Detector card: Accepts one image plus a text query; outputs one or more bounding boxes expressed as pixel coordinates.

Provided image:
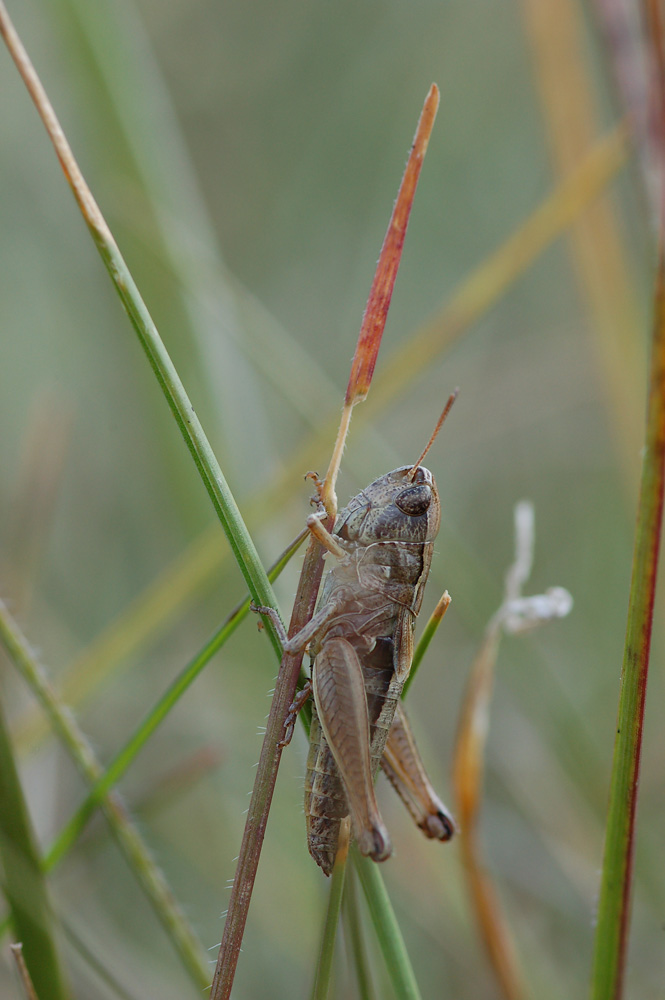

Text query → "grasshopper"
[257,398,456,875]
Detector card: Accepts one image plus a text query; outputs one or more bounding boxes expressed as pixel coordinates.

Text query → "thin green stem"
[0,532,305,970]
[342,866,377,1000]
[42,531,306,874]
[403,590,451,698]
[352,847,423,1000]
[0,695,69,1000]
[0,1,283,663]
[589,4,665,995]
[0,599,211,990]
[311,830,349,1000]
[589,213,665,1000]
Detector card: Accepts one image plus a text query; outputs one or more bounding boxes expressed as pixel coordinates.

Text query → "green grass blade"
[311,832,349,1000]
[0,532,304,974]
[59,0,334,455]
[42,530,306,872]
[0,697,69,1000]
[352,847,423,1000]
[0,599,209,990]
[0,3,283,662]
[15,526,225,756]
[589,246,665,995]
[342,866,377,1000]
[403,589,451,698]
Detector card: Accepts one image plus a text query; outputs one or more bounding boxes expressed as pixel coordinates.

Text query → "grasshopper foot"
[422,809,456,841]
[250,603,288,645]
[356,822,392,864]
[304,470,323,495]
[278,680,312,748]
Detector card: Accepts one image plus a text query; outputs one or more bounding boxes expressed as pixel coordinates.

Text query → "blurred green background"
[0,0,662,997]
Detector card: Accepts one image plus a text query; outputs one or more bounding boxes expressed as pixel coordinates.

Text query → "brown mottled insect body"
[304,714,349,875]
[303,465,441,874]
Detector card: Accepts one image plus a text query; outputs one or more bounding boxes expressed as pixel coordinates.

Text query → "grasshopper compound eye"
[395,483,432,516]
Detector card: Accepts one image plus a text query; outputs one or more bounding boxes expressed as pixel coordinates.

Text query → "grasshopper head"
[334,465,441,546]
[332,393,455,548]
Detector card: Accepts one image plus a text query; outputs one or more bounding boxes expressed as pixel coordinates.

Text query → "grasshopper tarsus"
[305,472,326,512]
[250,603,288,646]
[357,822,392,864]
[304,470,324,493]
[278,680,313,748]
[422,811,456,841]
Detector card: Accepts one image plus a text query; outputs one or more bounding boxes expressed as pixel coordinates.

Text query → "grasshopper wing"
[313,636,391,864]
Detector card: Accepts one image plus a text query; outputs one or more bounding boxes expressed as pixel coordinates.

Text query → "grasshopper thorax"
[333,465,441,547]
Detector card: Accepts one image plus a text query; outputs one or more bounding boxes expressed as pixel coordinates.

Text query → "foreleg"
[252,586,352,656]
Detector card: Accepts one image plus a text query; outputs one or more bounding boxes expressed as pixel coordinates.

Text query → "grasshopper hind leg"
[381,701,456,841]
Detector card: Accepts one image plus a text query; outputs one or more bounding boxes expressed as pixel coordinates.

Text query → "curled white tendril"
[489,500,573,637]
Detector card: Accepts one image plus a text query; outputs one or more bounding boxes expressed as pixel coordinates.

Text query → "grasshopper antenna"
[408,388,459,480]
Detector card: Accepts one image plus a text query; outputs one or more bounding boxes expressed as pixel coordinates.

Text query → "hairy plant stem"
[210,532,328,1000]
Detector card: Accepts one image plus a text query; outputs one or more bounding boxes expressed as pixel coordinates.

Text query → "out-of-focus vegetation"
[0,0,662,998]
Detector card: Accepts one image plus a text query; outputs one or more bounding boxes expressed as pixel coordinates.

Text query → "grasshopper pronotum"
[257,395,456,875]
